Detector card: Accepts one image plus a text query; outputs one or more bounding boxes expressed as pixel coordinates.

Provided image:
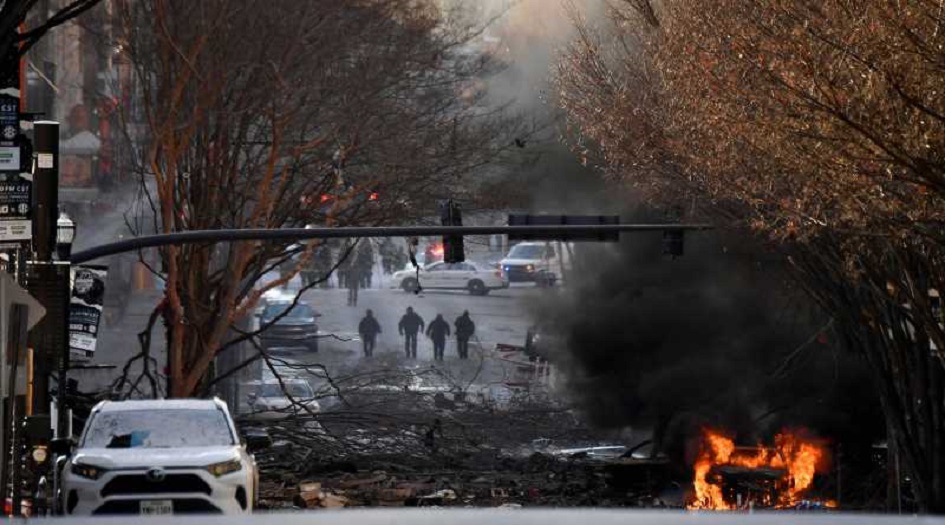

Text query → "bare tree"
[1,0,103,57]
[113,0,522,398]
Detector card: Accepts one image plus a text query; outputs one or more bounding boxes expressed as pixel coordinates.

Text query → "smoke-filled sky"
[456,0,612,212]
[474,0,605,109]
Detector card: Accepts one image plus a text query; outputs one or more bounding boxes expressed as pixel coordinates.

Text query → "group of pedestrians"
[357,307,476,360]
[297,239,410,306]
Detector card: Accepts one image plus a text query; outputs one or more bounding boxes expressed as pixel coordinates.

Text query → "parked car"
[391,261,508,295]
[257,270,303,302]
[257,300,320,352]
[58,398,266,516]
[245,378,321,420]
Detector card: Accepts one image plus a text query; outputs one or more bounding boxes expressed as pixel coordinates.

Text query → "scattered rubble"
[248,362,678,510]
[256,451,675,510]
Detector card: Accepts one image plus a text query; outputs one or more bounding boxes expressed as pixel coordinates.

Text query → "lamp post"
[54,212,75,438]
[56,213,76,261]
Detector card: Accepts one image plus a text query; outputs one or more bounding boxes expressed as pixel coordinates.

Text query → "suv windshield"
[261,382,313,398]
[83,409,235,448]
[508,244,546,259]
[262,303,315,320]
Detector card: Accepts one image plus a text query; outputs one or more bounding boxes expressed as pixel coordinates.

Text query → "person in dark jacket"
[346,265,361,306]
[358,309,382,357]
[379,238,395,274]
[356,242,374,288]
[398,307,425,359]
[426,314,451,361]
[454,310,475,359]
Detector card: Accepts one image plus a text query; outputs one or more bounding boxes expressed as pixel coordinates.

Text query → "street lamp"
[56,212,76,261]
[54,212,76,441]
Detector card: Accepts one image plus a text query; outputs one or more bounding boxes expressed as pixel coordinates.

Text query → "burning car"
[688,429,835,511]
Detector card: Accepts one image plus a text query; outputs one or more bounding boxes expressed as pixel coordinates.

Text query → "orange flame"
[688,429,830,510]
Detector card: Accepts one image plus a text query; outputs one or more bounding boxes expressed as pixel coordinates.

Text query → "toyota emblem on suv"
[145,468,166,483]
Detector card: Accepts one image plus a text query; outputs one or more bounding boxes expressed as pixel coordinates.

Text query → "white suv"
[59,398,263,516]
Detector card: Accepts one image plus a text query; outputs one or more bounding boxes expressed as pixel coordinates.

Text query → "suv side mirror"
[50,437,75,456]
[244,432,272,453]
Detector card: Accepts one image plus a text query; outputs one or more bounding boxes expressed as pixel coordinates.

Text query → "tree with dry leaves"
[113,0,522,398]
[556,0,945,512]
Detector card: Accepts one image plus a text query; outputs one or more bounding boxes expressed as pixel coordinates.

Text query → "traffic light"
[507,214,620,242]
[662,229,684,258]
[439,199,464,263]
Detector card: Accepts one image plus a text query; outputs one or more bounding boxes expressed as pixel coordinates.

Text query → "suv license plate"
[140,500,173,515]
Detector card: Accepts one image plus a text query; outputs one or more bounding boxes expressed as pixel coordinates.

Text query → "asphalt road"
[299,280,541,362]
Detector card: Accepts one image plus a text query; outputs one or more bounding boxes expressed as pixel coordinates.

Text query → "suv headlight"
[206,459,243,477]
[71,463,106,480]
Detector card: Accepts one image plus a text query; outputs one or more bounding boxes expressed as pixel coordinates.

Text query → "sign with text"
[69,265,108,361]
[0,94,18,147]
[0,172,31,241]
[0,146,19,171]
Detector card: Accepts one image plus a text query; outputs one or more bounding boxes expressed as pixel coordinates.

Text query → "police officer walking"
[358,309,382,357]
[454,310,475,359]
[426,313,451,361]
[356,242,374,288]
[346,264,361,306]
[398,307,425,359]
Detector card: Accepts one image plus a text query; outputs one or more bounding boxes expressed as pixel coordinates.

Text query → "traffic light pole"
[69,223,715,265]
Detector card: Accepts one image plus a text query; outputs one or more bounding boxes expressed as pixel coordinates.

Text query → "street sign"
[0,94,18,147]
[0,172,31,242]
[69,265,108,361]
[507,214,621,242]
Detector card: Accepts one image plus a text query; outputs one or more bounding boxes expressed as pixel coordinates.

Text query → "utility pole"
[0,27,25,517]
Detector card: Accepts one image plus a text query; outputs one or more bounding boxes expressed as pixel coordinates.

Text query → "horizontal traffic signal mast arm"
[69,224,714,264]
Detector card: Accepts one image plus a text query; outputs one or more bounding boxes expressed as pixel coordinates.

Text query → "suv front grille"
[504,265,534,281]
[101,473,212,498]
[93,498,222,515]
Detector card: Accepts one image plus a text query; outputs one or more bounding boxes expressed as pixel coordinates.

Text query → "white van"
[498,242,572,285]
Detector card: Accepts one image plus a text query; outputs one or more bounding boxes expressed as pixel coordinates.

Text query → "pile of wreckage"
[257,447,678,510]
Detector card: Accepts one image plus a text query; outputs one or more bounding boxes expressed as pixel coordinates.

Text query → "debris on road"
[257,451,674,510]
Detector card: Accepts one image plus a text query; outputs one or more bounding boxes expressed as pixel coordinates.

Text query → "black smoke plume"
[534,218,884,458]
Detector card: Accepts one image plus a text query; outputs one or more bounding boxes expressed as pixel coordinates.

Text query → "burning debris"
[688,429,835,510]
